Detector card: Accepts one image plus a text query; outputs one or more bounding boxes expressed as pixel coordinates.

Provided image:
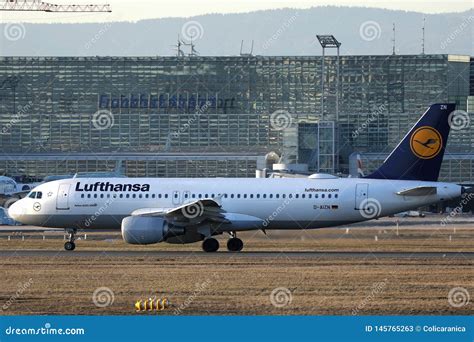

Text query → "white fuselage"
[8,177,461,232]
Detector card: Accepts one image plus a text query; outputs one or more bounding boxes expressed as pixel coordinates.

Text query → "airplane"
[8,103,469,252]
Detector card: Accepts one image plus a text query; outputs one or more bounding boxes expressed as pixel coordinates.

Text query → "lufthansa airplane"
[8,103,468,252]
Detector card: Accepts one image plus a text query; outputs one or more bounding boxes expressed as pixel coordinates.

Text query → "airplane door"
[56,184,70,210]
[354,183,369,209]
[172,190,181,205]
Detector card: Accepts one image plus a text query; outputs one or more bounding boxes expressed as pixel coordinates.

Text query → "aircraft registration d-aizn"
[8,103,469,252]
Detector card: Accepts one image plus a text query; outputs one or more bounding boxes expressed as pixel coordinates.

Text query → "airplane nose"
[8,199,26,221]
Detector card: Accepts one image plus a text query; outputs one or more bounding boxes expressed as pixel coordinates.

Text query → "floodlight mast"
[316,35,341,121]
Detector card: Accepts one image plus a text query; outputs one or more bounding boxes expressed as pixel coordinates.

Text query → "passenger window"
[295,194,299,199]
[158,194,162,198]
[139,194,142,199]
[132,194,136,198]
[256,194,260,199]
[88,194,91,198]
[152,194,155,199]
[231,194,234,198]
[250,194,254,199]
[93,194,97,198]
[145,194,149,198]
[269,194,273,199]
[282,194,286,198]
[165,194,168,199]
[302,194,305,199]
[126,194,130,198]
[263,194,266,199]
[335,194,338,198]
[237,194,240,198]
[322,194,325,198]
[224,194,228,198]
[289,194,293,198]
[315,194,319,199]
[328,194,332,199]
[308,194,312,199]
[81,194,84,198]
[119,194,123,198]
[276,194,279,199]
[243,194,247,199]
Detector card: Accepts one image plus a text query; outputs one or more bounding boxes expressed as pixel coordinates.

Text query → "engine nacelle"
[121,216,184,245]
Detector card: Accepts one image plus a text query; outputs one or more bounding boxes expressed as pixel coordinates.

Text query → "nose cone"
[8,199,26,222]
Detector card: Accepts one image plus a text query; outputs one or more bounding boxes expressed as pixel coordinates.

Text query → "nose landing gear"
[64,229,76,251]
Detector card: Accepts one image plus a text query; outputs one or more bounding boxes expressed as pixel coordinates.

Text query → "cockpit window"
[28,191,42,199]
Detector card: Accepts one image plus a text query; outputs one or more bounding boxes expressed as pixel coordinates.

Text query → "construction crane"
[1,0,111,12]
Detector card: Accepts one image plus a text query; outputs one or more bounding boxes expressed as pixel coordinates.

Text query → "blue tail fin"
[365,103,455,182]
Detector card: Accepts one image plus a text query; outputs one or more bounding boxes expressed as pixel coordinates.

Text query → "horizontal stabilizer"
[396,186,437,196]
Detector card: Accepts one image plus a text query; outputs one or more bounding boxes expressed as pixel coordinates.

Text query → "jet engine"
[121,216,184,244]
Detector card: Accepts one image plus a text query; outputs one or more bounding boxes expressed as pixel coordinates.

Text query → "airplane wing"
[396,186,437,196]
[130,198,229,226]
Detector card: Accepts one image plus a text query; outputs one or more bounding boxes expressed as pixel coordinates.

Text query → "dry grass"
[0,255,472,316]
[0,217,472,315]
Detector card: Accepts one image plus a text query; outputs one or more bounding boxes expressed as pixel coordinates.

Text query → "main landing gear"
[227,237,243,252]
[64,229,76,251]
[201,233,244,252]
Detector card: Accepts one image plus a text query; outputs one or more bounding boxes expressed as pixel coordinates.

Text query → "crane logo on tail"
[410,126,442,159]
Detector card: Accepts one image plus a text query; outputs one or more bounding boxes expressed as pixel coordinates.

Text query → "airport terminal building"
[0,54,472,182]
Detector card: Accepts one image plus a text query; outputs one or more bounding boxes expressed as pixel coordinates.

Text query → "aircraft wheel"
[202,238,219,252]
[64,241,76,251]
[227,237,243,252]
